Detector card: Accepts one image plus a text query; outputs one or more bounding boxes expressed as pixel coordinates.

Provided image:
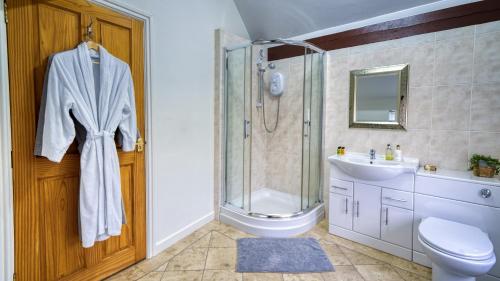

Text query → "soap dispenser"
[394,145,403,161]
[385,144,394,160]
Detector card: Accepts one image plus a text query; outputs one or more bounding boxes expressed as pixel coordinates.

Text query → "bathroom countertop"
[417,167,500,187]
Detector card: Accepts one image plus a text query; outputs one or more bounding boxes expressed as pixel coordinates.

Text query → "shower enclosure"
[220,39,325,236]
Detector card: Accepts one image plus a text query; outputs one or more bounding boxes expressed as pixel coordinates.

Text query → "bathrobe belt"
[87,130,115,140]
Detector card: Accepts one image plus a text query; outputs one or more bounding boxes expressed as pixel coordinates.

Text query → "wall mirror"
[349,64,409,130]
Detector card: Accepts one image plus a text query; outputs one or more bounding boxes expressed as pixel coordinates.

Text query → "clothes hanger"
[85,19,100,64]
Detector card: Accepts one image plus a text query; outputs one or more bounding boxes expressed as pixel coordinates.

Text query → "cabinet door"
[329,193,353,230]
[353,183,381,238]
[381,205,413,248]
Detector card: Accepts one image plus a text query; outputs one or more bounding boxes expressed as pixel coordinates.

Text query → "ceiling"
[233,0,445,40]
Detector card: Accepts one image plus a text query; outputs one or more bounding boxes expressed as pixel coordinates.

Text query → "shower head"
[268,63,276,70]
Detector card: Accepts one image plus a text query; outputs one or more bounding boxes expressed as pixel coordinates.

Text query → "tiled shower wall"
[252,55,305,197]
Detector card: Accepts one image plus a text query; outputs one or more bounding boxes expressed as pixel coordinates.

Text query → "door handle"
[345,198,348,214]
[385,207,389,225]
[136,137,145,152]
[243,120,250,139]
[304,109,311,137]
[356,201,360,218]
[333,186,348,191]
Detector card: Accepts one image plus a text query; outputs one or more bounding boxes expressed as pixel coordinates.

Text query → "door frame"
[0,2,14,281]
[0,1,155,280]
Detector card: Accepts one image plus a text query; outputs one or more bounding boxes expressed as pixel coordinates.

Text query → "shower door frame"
[222,43,326,219]
[222,43,253,213]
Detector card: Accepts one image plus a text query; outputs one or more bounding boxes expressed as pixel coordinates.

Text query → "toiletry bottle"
[341,147,345,155]
[337,146,341,155]
[394,145,402,161]
[385,144,394,160]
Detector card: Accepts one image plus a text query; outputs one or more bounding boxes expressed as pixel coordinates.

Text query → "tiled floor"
[106,220,431,281]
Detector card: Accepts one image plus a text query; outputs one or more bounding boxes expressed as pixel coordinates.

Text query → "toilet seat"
[419,217,494,261]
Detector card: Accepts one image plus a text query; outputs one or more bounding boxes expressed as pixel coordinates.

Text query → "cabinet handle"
[385,207,389,225]
[333,186,348,191]
[356,201,360,218]
[345,198,348,214]
[383,196,407,203]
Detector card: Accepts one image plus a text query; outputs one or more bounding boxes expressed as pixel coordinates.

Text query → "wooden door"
[353,183,381,238]
[6,0,146,280]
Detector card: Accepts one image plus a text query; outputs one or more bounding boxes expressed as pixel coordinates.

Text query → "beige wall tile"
[471,83,500,132]
[436,26,474,41]
[474,32,500,84]
[431,85,471,130]
[476,21,500,35]
[469,132,500,159]
[429,130,469,170]
[392,33,436,49]
[407,87,432,130]
[403,43,434,88]
[434,36,474,86]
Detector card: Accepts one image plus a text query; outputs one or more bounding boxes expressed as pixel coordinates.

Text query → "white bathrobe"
[35,42,138,248]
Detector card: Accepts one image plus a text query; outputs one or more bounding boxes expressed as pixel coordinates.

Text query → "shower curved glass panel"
[222,40,325,236]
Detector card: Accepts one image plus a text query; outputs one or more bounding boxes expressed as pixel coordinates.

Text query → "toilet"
[418,217,496,281]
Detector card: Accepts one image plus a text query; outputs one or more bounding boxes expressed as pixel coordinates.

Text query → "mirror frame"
[349,64,409,130]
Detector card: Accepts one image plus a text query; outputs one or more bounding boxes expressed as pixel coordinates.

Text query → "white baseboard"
[413,250,432,267]
[153,212,214,256]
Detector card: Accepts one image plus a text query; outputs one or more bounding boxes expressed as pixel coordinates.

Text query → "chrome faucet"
[369,149,376,160]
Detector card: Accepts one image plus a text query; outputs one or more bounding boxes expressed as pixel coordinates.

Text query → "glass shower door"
[301,51,324,210]
[224,46,251,211]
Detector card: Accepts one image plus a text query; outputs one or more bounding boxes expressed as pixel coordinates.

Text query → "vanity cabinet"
[330,178,414,257]
[329,163,416,260]
[353,183,381,238]
[328,153,499,280]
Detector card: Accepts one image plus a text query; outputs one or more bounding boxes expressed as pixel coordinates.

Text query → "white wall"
[105,0,249,255]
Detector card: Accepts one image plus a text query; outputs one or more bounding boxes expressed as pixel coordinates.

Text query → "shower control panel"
[270,72,284,96]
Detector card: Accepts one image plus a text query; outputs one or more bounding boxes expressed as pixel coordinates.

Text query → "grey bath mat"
[236,237,334,273]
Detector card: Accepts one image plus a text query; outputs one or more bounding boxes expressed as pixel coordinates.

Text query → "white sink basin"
[328,152,419,181]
